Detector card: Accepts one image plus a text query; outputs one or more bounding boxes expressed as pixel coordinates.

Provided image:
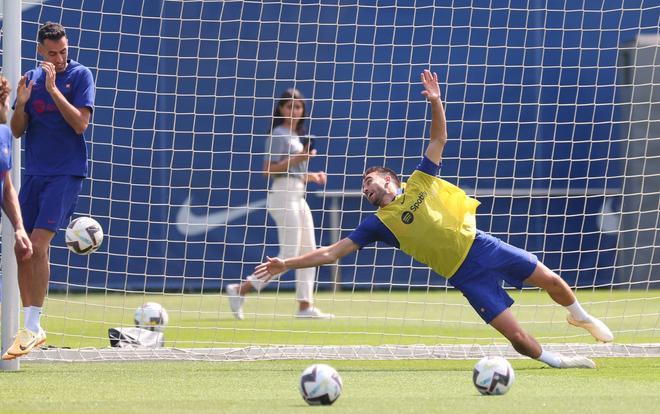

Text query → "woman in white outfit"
[225,89,333,320]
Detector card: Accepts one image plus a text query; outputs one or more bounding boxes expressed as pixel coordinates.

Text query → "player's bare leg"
[489,309,542,358]
[524,262,575,306]
[17,238,34,308]
[26,229,54,307]
[3,230,53,360]
[525,262,613,342]
[489,309,595,369]
[16,229,53,332]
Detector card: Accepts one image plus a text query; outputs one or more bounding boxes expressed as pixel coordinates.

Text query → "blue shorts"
[19,175,83,233]
[448,230,538,324]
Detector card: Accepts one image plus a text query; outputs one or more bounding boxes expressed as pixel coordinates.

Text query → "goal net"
[2,1,658,362]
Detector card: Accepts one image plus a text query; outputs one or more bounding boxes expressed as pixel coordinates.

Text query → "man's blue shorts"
[448,230,538,324]
[19,175,83,233]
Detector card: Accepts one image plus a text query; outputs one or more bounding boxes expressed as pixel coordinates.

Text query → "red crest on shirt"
[33,99,46,113]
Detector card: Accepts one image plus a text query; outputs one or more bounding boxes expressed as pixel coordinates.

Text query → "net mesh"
[2,0,657,361]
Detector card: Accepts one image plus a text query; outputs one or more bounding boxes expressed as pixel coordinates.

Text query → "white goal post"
[1,1,659,364]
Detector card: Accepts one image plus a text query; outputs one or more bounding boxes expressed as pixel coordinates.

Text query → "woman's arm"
[262,148,317,176]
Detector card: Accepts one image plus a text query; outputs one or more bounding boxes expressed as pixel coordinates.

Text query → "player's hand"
[14,75,34,107]
[306,171,327,185]
[254,256,287,281]
[13,229,33,261]
[41,62,57,94]
[420,69,441,103]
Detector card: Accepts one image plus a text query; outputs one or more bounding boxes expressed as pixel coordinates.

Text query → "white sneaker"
[225,284,245,320]
[567,314,614,343]
[557,355,596,369]
[295,307,334,319]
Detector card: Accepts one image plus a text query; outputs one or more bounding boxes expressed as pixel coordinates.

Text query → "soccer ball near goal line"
[134,302,169,332]
[299,363,343,406]
[65,216,104,255]
[472,356,515,395]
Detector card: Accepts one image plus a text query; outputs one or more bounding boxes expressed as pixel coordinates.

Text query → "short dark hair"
[38,22,67,44]
[363,166,401,187]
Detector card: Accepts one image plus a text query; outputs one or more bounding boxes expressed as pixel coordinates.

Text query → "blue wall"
[8,1,658,292]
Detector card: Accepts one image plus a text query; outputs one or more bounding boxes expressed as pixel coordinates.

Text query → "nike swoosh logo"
[175,197,267,237]
[19,337,37,351]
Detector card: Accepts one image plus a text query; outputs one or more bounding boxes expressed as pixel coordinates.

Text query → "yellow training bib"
[375,170,480,278]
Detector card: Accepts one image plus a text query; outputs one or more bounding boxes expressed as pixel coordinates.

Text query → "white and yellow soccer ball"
[134,302,169,332]
[299,363,343,406]
[473,356,515,395]
[65,216,104,255]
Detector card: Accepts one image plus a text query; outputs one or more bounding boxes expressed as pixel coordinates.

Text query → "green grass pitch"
[1,358,658,413]
[1,290,658,412]
[39,289,658,348]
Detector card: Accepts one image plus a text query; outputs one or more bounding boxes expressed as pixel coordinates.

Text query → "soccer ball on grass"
[65,216,104,255]
[299,363,343,405]
[134,302,169,332]
[472,356,515,395]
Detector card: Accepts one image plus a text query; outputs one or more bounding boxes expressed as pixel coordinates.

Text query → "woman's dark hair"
[38,22,67,44]
[271,88,307,136]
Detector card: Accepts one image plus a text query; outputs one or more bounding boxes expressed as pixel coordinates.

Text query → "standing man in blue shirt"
[2,22,95,360]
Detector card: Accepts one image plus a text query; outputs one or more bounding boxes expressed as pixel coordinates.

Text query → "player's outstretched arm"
[254,238,360,281]
[420,69,447,165]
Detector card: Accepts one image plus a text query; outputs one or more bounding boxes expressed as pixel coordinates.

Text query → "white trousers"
[248,176,317,303]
